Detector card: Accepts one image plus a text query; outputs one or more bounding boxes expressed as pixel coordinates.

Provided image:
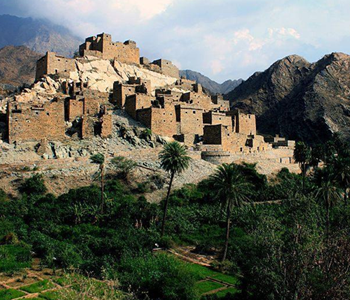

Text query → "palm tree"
[294,141,311,192]
[314,167,341,232]
[332,156,350,205]
[208,163,251,261]
[159,142,191,237]
[91,153,106,214]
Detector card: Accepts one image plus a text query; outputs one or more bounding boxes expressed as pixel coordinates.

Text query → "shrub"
[111,156,137,179]
[0,244,32,272]
[141,128,153,141]
[20,174,47,195]
[119,253,198,300]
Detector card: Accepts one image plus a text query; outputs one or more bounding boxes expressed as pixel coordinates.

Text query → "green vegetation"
[159,141,191,236]
[1,137,350,299]
[20,279,55,293]
[0,289,25,300]
[0,244,32,273]
[195,281,224,294]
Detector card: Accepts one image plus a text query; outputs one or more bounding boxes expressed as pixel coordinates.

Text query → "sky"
[0,0,350,82]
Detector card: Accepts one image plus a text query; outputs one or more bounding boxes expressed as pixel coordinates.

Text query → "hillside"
[180,69,242,95]
[0,14,81,57]
[226,53,350,144]
[0,45,41,87]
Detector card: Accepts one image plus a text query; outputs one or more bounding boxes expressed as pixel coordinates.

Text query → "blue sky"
[1,0,349,82]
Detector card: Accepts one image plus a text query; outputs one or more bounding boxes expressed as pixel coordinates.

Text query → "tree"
[111,156,137,181]
[159,142,191,237]
[90,153,105,214]
[314,167,341,232]
[20,174,47,195]
[208,163,251,261]
[332,156,350,205]
[294,141,311,192]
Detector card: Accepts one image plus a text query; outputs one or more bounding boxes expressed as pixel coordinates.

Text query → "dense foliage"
[1,136,350,299]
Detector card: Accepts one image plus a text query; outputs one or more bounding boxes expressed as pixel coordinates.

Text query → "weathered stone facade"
[79,33,140,65]
[7,99,66,144]
[140,57,180,78]
[36,52,75,81]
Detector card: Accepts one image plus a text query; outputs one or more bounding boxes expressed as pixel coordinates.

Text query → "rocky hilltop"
[180,69,242,95]
[0,14,81,57]
[0,45,41,86]
[227,53,350,144]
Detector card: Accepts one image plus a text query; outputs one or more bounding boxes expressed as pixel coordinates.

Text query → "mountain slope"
[0,14,81,57]
[0,45,41,86]
[180,69,242,95]
[226,53,350,144]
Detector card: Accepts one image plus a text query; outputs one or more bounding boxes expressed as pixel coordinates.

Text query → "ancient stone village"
[2,2,350,298]
[2,33,295,174]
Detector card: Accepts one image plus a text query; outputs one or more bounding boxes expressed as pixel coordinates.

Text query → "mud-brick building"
[36,52,76,81]
[7,99,66,144]
[79,33,140,65]
[7,91,113,144]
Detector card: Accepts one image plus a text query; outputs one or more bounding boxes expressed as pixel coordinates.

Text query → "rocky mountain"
[226,53,350,144]
[0,14,81,57]
[180,69,242,95]
[0,45,41,86]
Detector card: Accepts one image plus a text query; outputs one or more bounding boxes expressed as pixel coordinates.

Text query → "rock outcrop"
[70,57,178,93]
[0,45,41,86]
[226,53,350,144]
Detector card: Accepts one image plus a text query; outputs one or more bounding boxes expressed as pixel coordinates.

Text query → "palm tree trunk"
[222,204,231,262]
[344,187,347,206]
[161,172,174,237]
[100,164,105,214]
[302,163,306,192]
[326,193,330,235]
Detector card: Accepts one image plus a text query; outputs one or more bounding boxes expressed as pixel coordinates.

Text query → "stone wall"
[229,110,256,135]
[81,115,96,139]
[125,94,153,119]
[101,114,113,138]
[177,106,204,136]
[137,106,177,137]
[7,99,66,143]
[36,52,76,81]
[151,59,180,78]
[79,33,140,65]
[203,125,223,145]
[203,111,232,127]
[113,78,151,108]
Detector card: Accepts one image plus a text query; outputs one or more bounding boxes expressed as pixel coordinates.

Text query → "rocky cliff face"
[226,53,350,144]
[0,14,81,57]
[0,45,41,86]
[180,69,242,95]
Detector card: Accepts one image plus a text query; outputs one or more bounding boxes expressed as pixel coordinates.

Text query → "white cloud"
[1,0,350,81]
[268,27,301,40]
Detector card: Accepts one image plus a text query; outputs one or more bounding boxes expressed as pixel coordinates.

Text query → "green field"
[20,279,55,293]
[0,288,26,300]
[187,263,240,297]
[195,280,224,294]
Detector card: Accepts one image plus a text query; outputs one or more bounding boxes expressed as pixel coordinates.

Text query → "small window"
[47,112,50,116]
[193,111,196,114]
[240,147,243,152]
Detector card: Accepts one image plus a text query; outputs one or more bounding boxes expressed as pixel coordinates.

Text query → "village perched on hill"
[2,33,294,177]
[2,3,350,298]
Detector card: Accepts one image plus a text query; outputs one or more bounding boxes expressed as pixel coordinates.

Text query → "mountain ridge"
[180,69,242,95]
[226,52,350,144]
[0,14,82,57]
